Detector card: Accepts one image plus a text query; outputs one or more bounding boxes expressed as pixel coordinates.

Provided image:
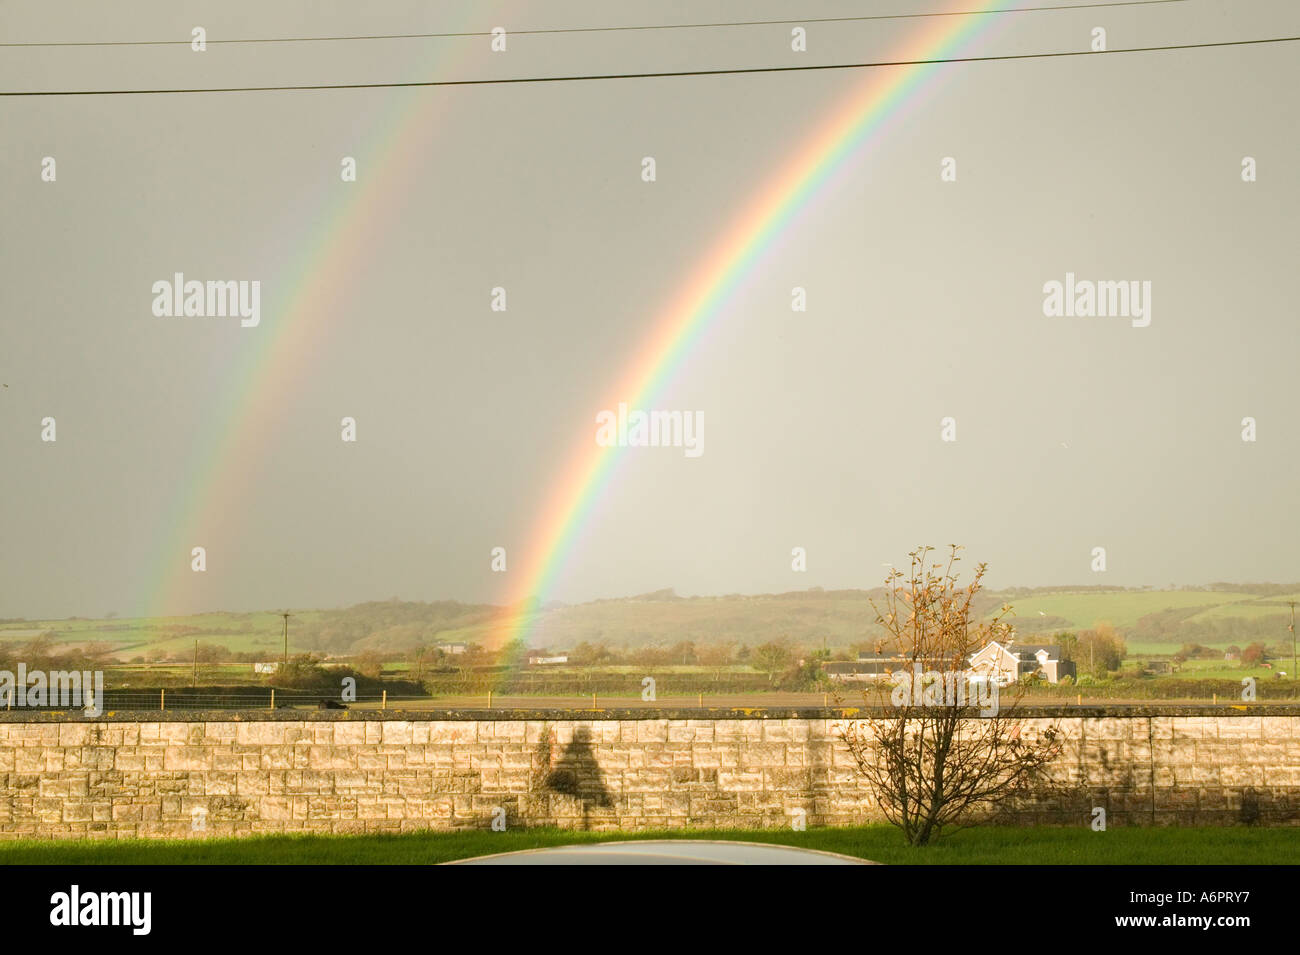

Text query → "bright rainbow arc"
[493,0,1015,650]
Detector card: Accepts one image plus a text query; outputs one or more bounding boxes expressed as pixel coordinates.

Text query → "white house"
[968,641,1075,686]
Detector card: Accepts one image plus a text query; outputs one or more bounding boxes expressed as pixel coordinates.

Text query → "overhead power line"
[2,34,1294,98]
[0,0,1186,49]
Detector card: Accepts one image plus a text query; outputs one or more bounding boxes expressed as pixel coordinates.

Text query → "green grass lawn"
[1,824,1294,865]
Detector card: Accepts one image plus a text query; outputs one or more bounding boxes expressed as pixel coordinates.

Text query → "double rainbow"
[146,0,1019,636]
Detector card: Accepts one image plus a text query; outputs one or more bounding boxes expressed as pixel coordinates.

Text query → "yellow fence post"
[270,688,275,710]
[488,690,493,709]
[160,688,165,712]
[382,690,387,711]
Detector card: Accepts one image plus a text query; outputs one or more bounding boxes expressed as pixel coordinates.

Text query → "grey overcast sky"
[1,0,1298,619]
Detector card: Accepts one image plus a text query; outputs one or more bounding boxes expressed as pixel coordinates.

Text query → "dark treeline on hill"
[1206,582,1300,596]
[1132,606,1292,643]
[997,584,1147,596]
[1002,614,1072,634]
[586,587,896,605]
[148,623,256,636]
[297,599,498,654]
[998,583,1300,597]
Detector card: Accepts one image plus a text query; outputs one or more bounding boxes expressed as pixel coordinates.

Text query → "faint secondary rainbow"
[141,4,503,618]
[493,0,1017,649]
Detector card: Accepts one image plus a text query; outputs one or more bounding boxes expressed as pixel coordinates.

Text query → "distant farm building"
[824,656,907,683]
[528,654,569,666]
[968,642,1076,685]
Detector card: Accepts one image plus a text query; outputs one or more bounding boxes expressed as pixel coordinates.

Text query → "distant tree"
[193,643,228,663]
[270,654,331,688]
[79,641,116,662]
[1077,622,1126,678]
[696,642,737,667]
[668,641,698,665]
[1241,642,1268,666]
[783,649,831,691]
[355,650,385,679]
[408,645,429,681]
[22,631,57,667]
[570,641,614,666]
[498,637,530,667]
[458,642,488,665]
[751,640,794,685]
[630,645,671,667]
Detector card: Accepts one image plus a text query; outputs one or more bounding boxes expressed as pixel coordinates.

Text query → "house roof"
[1013,644,1062,661]
[971,641,1063,664]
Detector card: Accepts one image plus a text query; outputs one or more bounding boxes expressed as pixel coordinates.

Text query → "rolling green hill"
[2,585,1295,661]
[997,591,1260,630]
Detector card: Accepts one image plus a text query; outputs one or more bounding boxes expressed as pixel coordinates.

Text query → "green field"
[1155,658,1296,681]
[1004,591,1263,630]
[1185,596,1300,622]
[0,611,322,660]
[1,824,1294,865]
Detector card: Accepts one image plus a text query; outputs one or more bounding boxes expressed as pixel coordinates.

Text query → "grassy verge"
[0,824,1294,865]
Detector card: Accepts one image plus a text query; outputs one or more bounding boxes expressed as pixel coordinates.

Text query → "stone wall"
[1,707,1298,839]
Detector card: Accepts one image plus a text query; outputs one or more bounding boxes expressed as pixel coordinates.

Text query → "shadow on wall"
[539,727,613,830]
